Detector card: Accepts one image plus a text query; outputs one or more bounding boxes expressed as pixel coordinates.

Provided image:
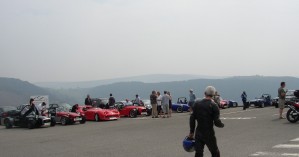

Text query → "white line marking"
[220,117,256,120]
[273,144,299,149]
[250,152,299,156]
[291,138,299,142]
[282,153,299,156]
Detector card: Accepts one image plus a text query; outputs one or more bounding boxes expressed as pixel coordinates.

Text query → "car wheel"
[61,117,68,125]
[80,117,86,124]
[177,106,183,113]
[95,114,100,122]
[261,103,265,108]
[287,109,299,123]
[28,120,35,129]
[5,119,12,129]
[50,118,56,127]
[234,103,237,107]
[129,109,137,118]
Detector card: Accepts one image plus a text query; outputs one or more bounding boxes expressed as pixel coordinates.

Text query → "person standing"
[157,91,162,117]
[161,91,170,118]
[134,94,141,106]
[189,89,196,112]
[278,82,286,119]
[168,91,172,117]
[241,91,247,110]
[85,94,92,106]
[213,91,221,108]
[150,90,158,118]
[108,93,116,109]
[189,86,224,157]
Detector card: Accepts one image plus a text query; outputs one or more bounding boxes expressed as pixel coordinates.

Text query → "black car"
[4,105,56,129]
[248,94,272,108]
[0,106,17,125]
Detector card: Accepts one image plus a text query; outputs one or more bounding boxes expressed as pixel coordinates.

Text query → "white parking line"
[221,117,256,120]
[273,144,299,149]
[250,152,299,156]
[291,138,299,142]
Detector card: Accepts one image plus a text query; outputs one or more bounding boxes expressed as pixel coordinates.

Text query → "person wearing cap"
[189,89,196,112]
[188,86,224,157]
[85,94,92,106]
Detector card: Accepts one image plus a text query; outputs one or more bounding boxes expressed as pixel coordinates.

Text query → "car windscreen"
[286,91,294,96]
[2,106,17,112]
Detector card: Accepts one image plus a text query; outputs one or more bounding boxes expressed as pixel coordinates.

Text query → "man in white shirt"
[157,91,162,117]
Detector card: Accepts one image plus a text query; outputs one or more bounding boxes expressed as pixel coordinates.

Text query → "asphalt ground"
[0,107,298,157]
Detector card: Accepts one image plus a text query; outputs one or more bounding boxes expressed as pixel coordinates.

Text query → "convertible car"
[172,97,190,113]
[114,101,147,118]
[49,103,85,125]
[77,105,120,121]
[4,104,55,129]
[248,94,272,108]
[219,99,238,109]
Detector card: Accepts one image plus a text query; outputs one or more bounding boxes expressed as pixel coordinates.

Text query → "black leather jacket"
[190,99,224,134]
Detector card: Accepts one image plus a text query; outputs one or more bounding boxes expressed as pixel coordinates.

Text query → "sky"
[0,0,298,82]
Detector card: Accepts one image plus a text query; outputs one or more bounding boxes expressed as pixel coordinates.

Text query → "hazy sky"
[0,0,298,82]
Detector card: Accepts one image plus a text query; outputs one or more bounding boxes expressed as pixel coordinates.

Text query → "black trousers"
[242,100,247,110]
[195,133,220,157]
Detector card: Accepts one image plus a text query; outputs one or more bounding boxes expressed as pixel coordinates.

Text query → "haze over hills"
[1,76,299,107]
[35,74,224,89]
[0,77,77,106]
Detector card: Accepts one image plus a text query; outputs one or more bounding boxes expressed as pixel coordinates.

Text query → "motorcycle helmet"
[183,136,195,152]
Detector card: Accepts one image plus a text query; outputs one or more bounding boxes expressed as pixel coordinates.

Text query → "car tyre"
[5,119,12,129]
[95,114,100,122]
[177,106,183,113]
[61,117,68,125]
[80,117,86,124]
[261,103,265,108]
[287,109,299,123]
[234,103,238,107]
[28,120,35,129]
[129,109,137,118]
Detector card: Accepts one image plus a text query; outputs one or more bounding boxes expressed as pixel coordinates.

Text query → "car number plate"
[44,122,50,126]
[109,117,117,120]
[141,112,147,115]
[75,117,82,121]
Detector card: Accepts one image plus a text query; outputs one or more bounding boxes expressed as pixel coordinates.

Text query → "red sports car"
[114,101,147,118]
[78,106,120,121]
[49,103,85,125]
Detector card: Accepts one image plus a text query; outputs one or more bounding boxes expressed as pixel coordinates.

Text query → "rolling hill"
[1,76,299,106]
[0,77,76,106]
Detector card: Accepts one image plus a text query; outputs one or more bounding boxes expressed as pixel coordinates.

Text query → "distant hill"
[0,77,76,106]
[85,76,299,104]
[34,74,224,89]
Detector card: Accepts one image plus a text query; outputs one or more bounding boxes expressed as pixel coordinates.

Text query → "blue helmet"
[183,136,195,152]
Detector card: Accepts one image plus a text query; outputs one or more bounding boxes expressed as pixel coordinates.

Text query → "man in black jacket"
[85,94,92,106]
[189,86,224,157]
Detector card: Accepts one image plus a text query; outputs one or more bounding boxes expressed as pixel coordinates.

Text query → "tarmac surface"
[0,107,298,157]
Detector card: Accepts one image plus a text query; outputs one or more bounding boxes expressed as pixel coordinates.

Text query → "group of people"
[150,91,173,118]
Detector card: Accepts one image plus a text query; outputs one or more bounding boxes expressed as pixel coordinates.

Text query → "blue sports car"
[172,97,190,113]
